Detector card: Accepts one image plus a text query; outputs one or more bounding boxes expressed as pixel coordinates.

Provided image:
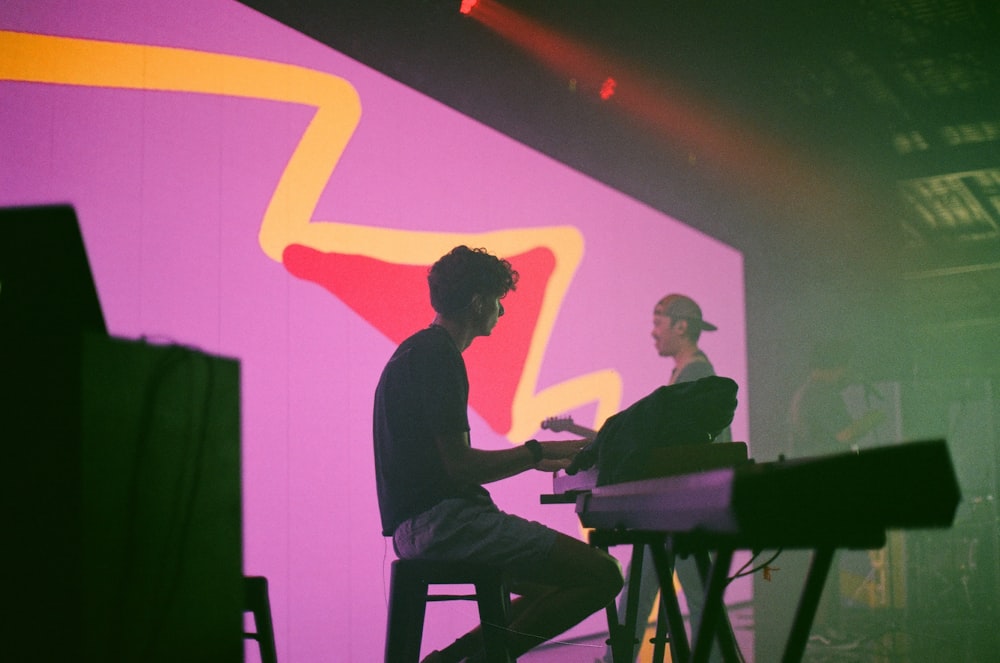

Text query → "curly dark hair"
[428,245,519,315]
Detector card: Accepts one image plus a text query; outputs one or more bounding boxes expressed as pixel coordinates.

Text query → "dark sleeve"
[412,337,470,436]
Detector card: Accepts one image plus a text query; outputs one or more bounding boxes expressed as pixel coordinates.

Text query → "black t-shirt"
[373,325,490,536]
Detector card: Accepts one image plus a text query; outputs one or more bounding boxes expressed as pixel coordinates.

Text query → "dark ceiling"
[239,0,1000,378]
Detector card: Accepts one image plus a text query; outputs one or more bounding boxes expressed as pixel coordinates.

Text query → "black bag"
[567,375,738,486]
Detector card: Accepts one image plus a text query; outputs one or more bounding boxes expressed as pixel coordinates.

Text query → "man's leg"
[501,532,624,657]
[429,534,622,662]
[400,501,622,662]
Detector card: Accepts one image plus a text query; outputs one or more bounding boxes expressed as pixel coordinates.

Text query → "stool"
[244,575,278,663]
[385,559,515,663]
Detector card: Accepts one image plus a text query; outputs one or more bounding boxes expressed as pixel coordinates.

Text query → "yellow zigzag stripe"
[0,29,621,439]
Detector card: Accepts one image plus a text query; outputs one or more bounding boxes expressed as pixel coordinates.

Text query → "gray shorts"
[393,496,558,571]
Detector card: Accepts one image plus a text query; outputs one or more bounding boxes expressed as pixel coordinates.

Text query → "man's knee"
[545,534,623,599]
[568,543,623,603]
[592,549,625,600]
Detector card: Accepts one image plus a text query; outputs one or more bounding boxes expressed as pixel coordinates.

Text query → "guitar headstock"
[541,416,576,433]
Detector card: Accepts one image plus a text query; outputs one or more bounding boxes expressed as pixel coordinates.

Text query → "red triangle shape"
[282,243,554,435]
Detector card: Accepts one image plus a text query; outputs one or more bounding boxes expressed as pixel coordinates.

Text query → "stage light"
[599,77,616,101]
[461,0,829,208]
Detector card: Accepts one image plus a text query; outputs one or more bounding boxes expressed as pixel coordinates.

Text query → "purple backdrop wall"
[1,2,748,660]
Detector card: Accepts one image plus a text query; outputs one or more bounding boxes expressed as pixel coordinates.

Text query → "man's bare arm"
[435,432,588,485]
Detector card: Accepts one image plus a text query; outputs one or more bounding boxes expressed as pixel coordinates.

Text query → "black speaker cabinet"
[3,333,242,663]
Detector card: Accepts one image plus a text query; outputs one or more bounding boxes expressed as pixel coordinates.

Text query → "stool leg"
[246,577,278,663]
[386,563,429,663]
[476,575,515,663]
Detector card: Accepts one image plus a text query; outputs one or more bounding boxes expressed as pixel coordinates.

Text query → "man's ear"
[470,293,484,314]
[673,318,689,334]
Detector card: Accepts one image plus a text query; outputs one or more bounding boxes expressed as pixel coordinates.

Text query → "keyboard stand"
[589,530,743,663]
[665,534,869,663]
[590,530,687,663]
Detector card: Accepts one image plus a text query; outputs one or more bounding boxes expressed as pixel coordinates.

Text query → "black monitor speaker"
[0,204,107,335]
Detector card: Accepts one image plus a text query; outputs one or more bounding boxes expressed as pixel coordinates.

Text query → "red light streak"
[599,77,616,100]
[462,0,838,209]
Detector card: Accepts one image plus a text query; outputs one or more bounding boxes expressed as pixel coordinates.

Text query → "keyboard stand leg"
[612,543,647,663]
[651,593,670,663]
[689,547,734,663]
[603,598,628,663]
[648,541,689,663]
[782,545,835,663]
[599,540,643,663]
[693,550,742,663]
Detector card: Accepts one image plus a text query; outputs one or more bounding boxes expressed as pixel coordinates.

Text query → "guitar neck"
[561,423,598,440]
[541,417,599,441]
